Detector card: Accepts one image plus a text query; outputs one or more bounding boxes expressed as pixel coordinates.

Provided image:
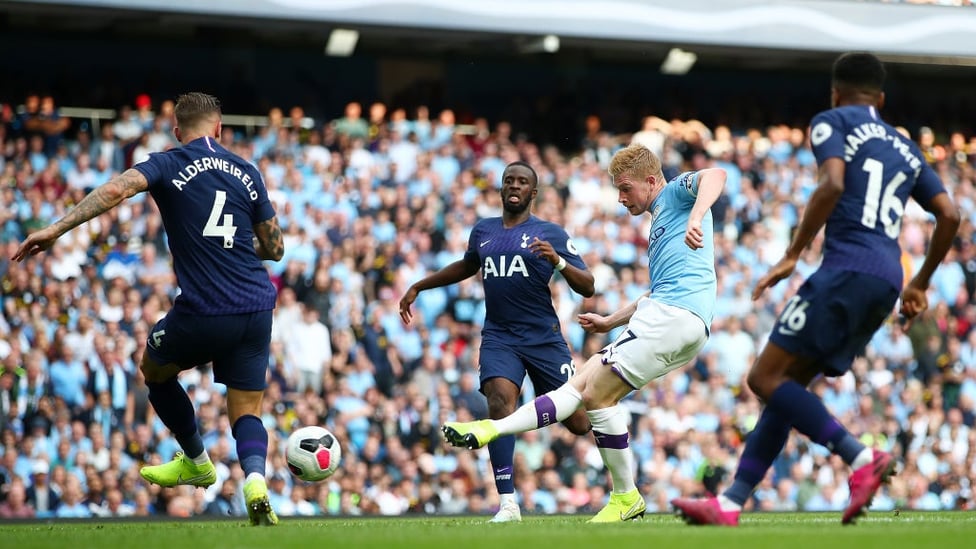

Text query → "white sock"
[191,450,211,465]
[851,448,874,470]
[499,492,518,507]
[587,405,636,494]
[246,472,264,485]
[493,385,583,435]
[718,494,742,511]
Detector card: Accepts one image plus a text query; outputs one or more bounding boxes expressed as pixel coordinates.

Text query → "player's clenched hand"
[685,219,704,250]
[11,225,61,262]
[398,287,419,325]
[578,312,611,333]
[528,237,558,264]
[751,256,797,301]
[899,283,928,324]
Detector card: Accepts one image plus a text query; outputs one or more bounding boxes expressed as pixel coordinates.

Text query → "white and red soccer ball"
[285,426,341,482]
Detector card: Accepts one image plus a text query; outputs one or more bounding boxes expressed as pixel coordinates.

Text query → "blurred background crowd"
[0,89,975,521]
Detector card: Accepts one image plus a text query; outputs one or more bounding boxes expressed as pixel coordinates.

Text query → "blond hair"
[608,143,662,181]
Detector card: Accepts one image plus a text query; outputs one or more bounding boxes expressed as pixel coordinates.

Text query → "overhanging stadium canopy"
[7,0,976,60]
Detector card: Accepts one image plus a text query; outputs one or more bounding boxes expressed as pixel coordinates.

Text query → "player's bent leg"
[139,354,215,488]
[560,407,591,436]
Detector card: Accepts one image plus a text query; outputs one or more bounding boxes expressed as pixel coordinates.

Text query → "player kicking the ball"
[443,144,726,523]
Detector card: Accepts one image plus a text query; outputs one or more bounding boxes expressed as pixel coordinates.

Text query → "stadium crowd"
[0,92,975,520]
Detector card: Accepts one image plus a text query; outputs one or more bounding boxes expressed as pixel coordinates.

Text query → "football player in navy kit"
[399,161,595,522]
[13,92,285,526]
[673,53,960,526]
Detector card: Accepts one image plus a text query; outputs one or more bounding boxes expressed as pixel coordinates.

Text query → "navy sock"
[767,380,865,465]
[487,434,516,496]
[232,415,269,477]
[147,379,204,458]
[724,407,791,506]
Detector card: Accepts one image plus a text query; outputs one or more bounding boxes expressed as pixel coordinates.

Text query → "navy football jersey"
[809,105,946,290]
[463,215,586,346]
[133,136,278,315]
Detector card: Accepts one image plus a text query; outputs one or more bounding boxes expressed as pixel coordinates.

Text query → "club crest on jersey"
[520,233,530,248]
[483,255,529,278]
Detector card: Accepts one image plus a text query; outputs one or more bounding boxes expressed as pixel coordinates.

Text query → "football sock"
[233,414,269,478]
[499,492,517,507]
[493,384,583,434]
[147,378,205,460]
[587,405,636,494]
[768,380,865,466]
[723,406,791,506]
[851,448,874,470]
[488,435,516,496]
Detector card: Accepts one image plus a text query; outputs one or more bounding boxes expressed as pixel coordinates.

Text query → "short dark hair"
[174,92,221,129]
[832,52,885,92]
[504,161,538,187]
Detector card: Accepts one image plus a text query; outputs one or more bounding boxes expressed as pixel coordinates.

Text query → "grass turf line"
[2,511,974,549]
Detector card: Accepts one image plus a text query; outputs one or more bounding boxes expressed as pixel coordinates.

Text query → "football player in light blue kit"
[444,144,726,522]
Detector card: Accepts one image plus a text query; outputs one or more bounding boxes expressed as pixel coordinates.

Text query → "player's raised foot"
[671,496,740,526]
[842,449,896,525]
[587,488,646,523]
[139,451,216,488]
[488,501,522,523]
[441,420,499,449]
[244,477,279,526]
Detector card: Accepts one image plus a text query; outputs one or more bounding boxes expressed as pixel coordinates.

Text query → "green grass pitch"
[2,512,974,549]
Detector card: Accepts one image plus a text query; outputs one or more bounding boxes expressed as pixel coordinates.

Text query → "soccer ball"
[285,426,341,482]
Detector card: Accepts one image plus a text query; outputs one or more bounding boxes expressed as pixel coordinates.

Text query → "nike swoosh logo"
[480,240,491,247]
[178,472,213,484]
[621,500,644,520]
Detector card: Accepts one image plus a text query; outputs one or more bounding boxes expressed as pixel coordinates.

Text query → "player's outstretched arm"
[685,168,727,250]
[786,157,845,260]
[578,291,650,333]
[253,216,285,261]
[11,169,148,261]
[399,259,480,324]
[753,157,844,300]
[901,192,960,319]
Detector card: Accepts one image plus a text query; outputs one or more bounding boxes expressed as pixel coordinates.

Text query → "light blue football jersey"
[645,171,717,329]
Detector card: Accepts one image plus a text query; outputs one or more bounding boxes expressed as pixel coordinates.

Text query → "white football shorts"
[600,297,708,389]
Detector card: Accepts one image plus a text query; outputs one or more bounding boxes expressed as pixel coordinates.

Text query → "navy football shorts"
[768,268,899,377]
[145,308,273,390]
[478,341,575,395]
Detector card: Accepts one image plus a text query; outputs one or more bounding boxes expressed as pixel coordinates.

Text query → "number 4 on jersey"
[203,190,237,248]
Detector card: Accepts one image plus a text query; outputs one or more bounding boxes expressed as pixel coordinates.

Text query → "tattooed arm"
[11,169,148,261]
[253,216,285,261]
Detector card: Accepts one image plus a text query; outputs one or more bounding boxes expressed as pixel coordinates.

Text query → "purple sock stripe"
[816,419,843,446]
[238,440,268,453]
[609,366,640,391]
[593,430,629,450]
[738,457,770,477]
[535,395,557,428]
